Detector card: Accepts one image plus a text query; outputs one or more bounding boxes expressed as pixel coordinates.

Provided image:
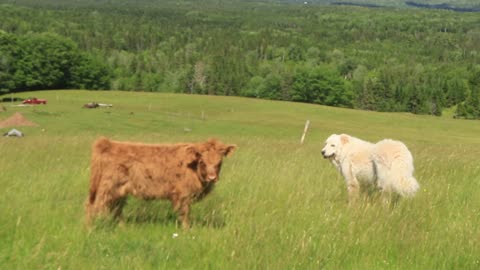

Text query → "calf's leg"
[111,197,127,222]
[172,197,192,229]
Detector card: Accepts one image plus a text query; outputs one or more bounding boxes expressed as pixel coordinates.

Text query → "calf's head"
[187,139,236,183]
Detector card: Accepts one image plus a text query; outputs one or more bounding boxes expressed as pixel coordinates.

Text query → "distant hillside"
[343,0,479,9]
[291,0,480,10]
[1,0,479,118]
[404,1,480,12]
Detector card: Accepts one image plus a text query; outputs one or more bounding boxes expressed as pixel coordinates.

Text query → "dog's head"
[186,139,237,183]
[321,134,349,160]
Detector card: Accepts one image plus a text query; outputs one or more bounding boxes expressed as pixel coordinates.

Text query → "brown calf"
[85,137,236,228]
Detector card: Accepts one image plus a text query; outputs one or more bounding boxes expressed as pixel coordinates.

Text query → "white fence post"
[300,120,310,144]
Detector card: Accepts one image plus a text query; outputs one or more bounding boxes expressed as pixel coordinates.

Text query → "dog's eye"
[331,144,335,147]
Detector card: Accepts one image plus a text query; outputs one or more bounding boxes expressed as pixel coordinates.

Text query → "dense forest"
[0,0,479,118]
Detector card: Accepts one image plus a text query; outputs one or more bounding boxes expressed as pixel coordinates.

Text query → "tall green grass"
[1,90,479,269]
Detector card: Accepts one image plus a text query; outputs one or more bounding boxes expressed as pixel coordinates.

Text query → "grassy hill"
[1,90,479,269]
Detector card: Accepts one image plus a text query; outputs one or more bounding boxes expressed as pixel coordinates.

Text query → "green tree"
[258,73,282,100]
[15,33,79,90]
[0,31,18,93]
[456,66,480,119]
[291,65,351,107]
[242,76,264,98]
[355,71,378,111]
[69,53,111,90]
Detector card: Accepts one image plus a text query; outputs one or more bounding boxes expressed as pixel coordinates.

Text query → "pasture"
[0,90,479,269]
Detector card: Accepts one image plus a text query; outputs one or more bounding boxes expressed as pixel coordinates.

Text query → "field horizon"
[1,90,479,269]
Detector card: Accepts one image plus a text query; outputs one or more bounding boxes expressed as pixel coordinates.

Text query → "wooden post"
[300,120,310,144]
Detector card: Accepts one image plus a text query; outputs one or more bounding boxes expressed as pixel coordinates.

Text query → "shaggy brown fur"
[85,137,236,228]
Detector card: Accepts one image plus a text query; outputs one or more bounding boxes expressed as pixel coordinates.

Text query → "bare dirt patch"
[0,112,39,128]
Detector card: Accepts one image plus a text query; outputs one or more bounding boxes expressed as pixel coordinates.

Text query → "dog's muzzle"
[321,150,334,159]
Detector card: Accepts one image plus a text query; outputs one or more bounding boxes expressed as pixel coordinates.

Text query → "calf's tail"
[88,137,112,204]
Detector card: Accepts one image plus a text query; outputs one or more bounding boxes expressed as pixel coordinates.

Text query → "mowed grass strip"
[0,90,479,269]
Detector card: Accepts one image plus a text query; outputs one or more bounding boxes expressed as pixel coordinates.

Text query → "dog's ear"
[340,134,349,145]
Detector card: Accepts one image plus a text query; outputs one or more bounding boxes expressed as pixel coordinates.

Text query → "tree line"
[0,1,479,118]
[0,31,110,91]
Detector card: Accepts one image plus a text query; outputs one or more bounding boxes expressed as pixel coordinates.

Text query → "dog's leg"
[347,178,360,205]
[380,190,390,205]
[380,191,400,208]
[343,163,360,205]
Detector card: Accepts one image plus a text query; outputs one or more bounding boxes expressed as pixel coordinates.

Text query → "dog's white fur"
[321,134,419,202]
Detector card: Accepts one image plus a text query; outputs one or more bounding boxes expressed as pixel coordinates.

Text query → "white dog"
[321,134,419,203]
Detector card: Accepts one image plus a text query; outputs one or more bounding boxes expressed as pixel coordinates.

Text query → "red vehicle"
[22,98,47,105]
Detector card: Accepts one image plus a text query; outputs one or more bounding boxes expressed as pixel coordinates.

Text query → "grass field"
[1,90,479,269]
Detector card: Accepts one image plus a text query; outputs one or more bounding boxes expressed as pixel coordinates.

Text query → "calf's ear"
[186,145,201,164]
[223,144,237,157]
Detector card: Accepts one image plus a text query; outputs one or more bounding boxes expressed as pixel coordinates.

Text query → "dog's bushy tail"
[373,139,419,198]
[385,157,419,197]
[395,176,420,197]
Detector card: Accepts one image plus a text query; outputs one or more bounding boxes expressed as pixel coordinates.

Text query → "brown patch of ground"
[0,112,38,128]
